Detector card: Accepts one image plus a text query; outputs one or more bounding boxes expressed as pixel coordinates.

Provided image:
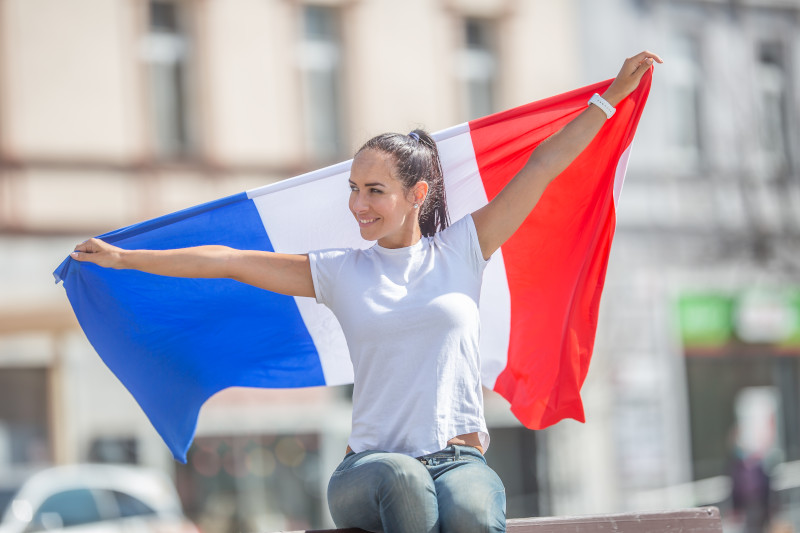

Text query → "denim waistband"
[416,445,483,465]
[342,444,483,463]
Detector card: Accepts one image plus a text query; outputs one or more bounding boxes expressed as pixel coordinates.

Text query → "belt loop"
[454,445,461,461]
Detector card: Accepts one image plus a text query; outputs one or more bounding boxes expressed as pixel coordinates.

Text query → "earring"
[414,203,419,208]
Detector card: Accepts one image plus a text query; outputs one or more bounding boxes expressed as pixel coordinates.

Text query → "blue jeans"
[327,445,506,533]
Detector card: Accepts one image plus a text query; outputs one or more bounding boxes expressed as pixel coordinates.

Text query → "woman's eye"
[370,188,382,194]
[349,186,358,192]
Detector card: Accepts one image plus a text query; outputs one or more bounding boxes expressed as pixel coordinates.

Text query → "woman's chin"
[359,228,376,242]
[358,224,383,242]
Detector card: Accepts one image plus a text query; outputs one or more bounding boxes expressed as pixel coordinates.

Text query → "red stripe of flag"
[469,69,653,429]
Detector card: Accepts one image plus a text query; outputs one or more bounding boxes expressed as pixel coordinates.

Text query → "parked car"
[0,464,198,533]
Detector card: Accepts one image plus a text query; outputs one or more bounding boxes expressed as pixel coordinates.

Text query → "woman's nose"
[351,192,368,212]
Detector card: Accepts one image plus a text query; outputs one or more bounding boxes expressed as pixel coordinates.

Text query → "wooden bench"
[278,506,723,532]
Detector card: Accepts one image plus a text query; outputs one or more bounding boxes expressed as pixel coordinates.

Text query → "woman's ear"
[413,181,430,206]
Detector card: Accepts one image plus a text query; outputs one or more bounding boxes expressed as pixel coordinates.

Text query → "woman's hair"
[356,129,449,237]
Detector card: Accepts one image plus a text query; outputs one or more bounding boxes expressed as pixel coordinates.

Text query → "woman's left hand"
[602,50,663,107]
[472,49,662,259]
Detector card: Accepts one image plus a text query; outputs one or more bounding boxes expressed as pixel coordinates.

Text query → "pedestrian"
[71,51,661,533]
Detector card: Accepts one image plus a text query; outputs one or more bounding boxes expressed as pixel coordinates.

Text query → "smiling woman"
[313,129,499,533]
[70,51,662,533]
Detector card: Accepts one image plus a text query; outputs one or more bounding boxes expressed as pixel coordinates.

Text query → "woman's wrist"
[600,89,623,108]
[588,94,616,119]
[116,248,134,270]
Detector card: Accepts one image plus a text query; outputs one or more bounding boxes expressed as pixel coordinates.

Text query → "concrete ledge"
[277,506,723,532]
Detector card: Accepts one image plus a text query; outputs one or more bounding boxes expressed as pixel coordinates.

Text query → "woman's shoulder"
[433,214,487,269]
[307,247,367,306]
[308,246,364,265]
[434,214,477,244]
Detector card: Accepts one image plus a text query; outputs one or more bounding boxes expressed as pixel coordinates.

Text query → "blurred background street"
[0,0,799,531]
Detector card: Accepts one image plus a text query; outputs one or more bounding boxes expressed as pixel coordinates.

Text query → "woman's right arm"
[71,238,315,298]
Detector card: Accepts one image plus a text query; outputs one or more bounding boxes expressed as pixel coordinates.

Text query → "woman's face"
[348,149,426,248]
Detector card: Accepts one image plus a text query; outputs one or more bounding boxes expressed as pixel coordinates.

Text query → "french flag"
[54,70,652,463]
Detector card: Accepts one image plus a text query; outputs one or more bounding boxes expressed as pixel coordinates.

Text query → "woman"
[72,51,661,533]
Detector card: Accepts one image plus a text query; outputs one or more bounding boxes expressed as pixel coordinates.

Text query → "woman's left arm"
[472,50,662,260]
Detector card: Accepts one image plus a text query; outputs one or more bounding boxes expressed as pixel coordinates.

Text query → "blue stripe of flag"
[54,192,324,462]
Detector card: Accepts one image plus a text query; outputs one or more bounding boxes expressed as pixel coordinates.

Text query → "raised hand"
[602,50,663,106]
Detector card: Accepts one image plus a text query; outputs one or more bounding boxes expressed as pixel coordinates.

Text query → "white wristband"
[588,93,616,119]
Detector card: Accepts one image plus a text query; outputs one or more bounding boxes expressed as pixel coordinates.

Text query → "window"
[755,42,790,179]
[0,368,51,465]
[459,18,497,121]
[666,34,703,167]
[487,426,545,518]
[686,354,800,480]
[142,0,196,158]
[89,436,138,464]
[176,434,324,530]
[30,489,103,530]
[299,5,345,161]
[110,490,156,518]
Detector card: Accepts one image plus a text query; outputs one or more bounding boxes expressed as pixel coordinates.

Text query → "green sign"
[678,294,735,348]
[678,290,800,349]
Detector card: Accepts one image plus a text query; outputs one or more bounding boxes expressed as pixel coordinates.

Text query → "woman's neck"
[377,223,422,249]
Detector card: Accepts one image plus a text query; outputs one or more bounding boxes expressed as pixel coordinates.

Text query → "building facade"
[0,0,577,530]
[2,0,799,531]
[545,2,800,531]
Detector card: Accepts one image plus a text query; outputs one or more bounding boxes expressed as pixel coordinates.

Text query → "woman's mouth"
[358,217,378,226]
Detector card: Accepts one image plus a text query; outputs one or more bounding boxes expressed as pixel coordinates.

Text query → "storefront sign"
[679,289,800,350]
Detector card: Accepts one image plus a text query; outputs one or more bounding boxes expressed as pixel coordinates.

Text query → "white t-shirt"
[308,214,490,458]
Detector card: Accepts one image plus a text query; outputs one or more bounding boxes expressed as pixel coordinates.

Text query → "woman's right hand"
[71,238,126,269]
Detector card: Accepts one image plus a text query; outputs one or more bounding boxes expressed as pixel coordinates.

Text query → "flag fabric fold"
[54,70,652,462]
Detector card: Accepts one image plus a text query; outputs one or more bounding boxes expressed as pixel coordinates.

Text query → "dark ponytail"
[355,129,449,237]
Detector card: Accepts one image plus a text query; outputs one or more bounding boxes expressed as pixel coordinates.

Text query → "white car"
[0,464,198,533]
